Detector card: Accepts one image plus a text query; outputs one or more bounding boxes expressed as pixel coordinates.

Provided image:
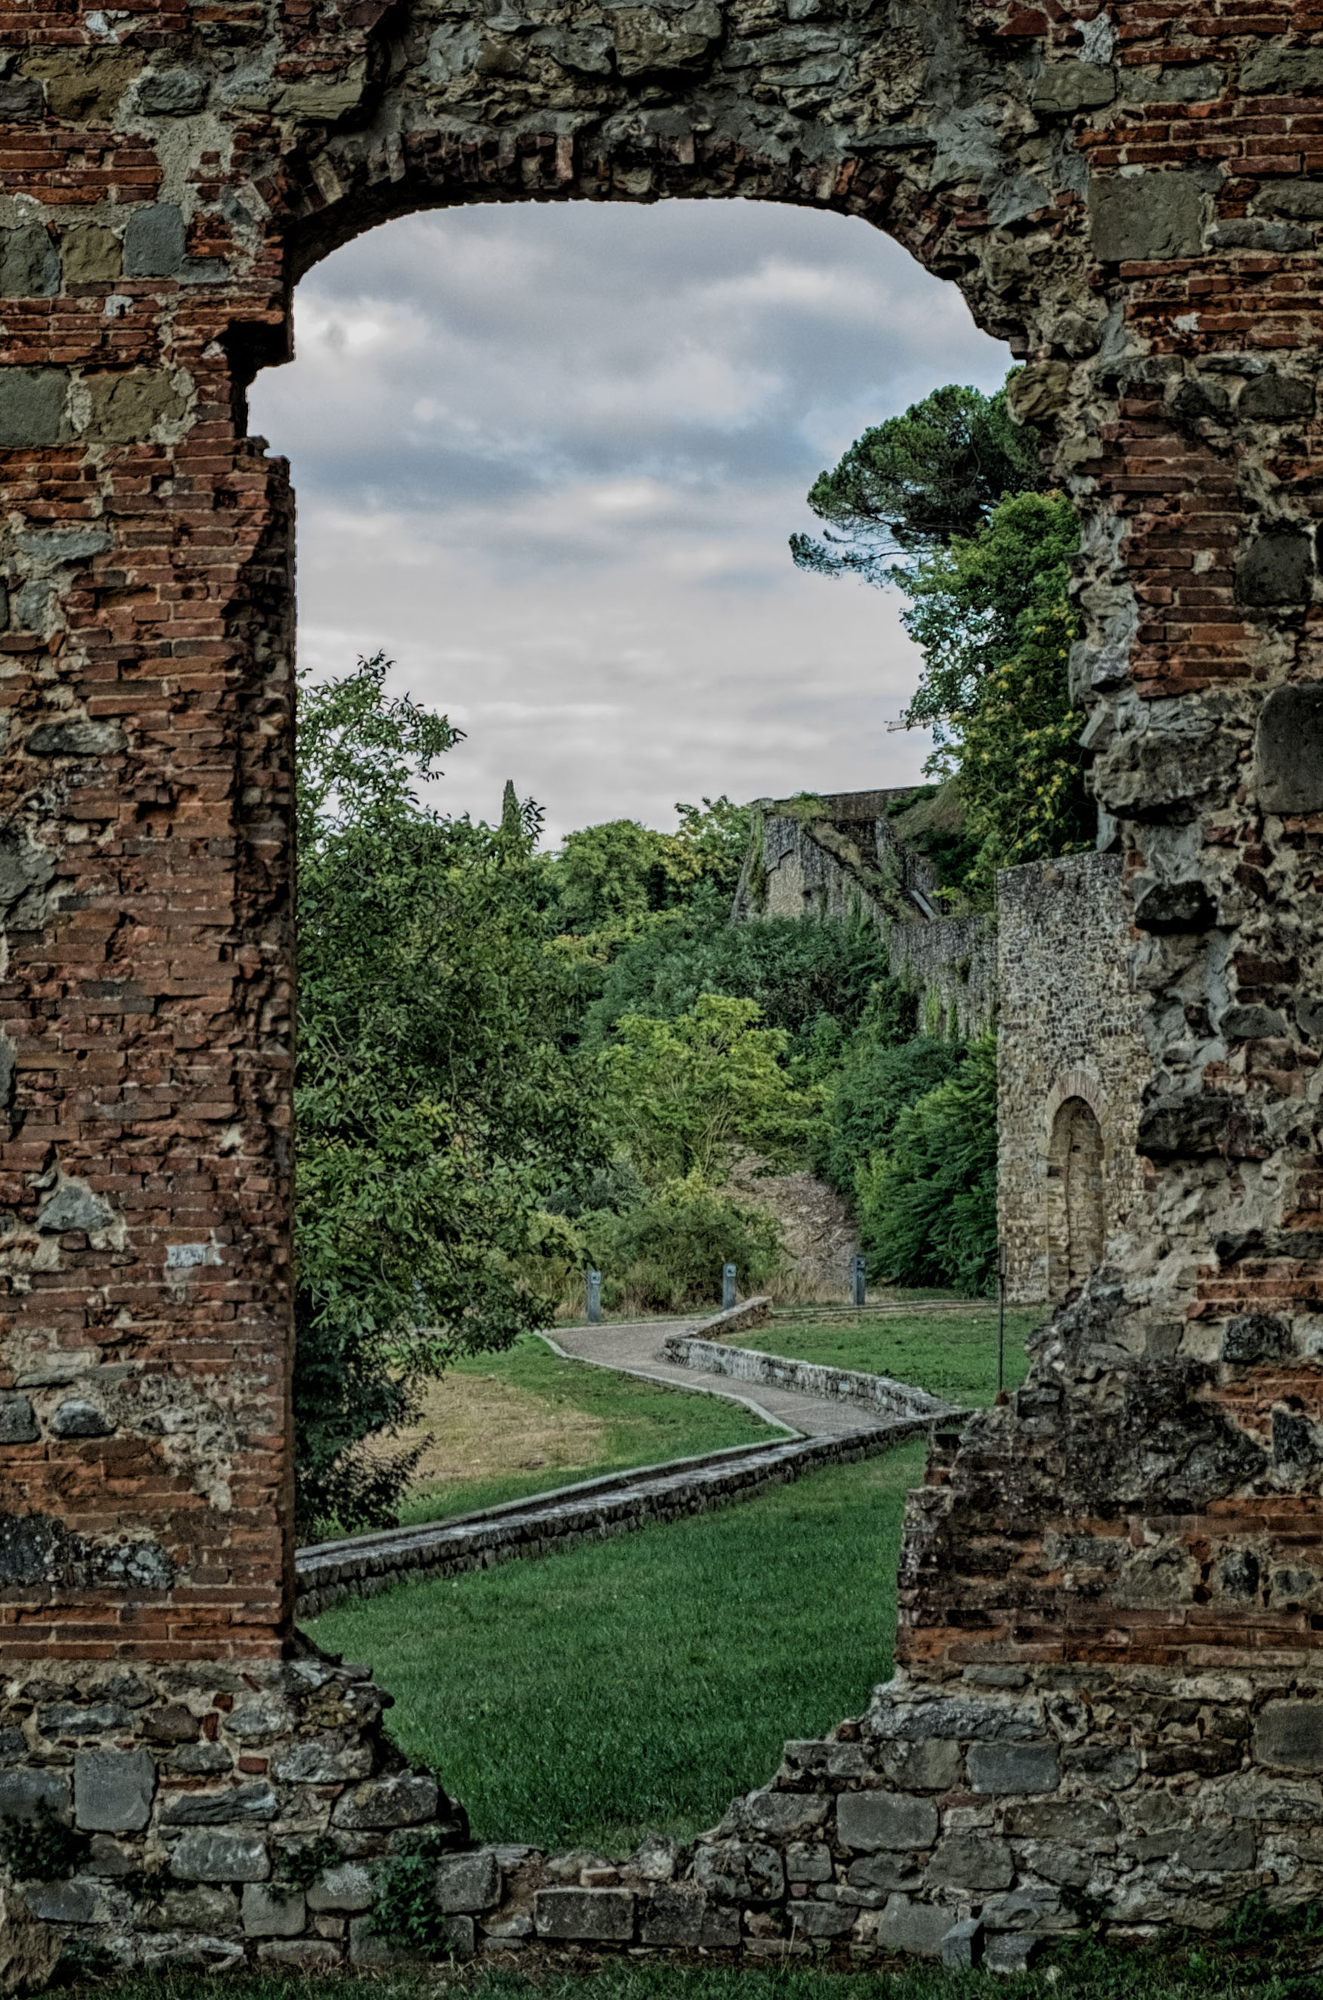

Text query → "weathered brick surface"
[1,0,1323,1963]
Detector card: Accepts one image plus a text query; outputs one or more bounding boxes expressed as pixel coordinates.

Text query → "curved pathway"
[545,1317,892,1440]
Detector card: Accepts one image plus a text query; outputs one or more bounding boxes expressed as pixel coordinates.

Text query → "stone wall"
[889,914,998,1043]
[733,791,940,928]
[3,0,1323,1970]
[997,853,1149,1306]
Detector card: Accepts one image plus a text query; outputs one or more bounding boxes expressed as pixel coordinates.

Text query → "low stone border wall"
[660,1337,960,1425]
[295,1420,934,1620]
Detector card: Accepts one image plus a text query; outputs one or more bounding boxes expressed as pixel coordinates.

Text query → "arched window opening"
[1047,1095,1105,1301]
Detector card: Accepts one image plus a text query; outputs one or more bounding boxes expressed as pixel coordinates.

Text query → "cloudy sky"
[251,199,1010,844]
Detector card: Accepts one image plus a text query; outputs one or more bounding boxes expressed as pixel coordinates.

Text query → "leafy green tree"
[815,1034,963,1196]
[295,654,595,1537]
[854,1034,999,1297]
[790,382,1041,584]
[598,994,820,1190]
[541,797,750,946]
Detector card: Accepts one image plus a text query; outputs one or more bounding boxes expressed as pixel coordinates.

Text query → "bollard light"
[722,1263,737,1312]
[852,1253,866,1308]
[587,1269,602,1325]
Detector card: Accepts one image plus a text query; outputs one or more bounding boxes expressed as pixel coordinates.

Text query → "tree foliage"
[815,1033,964,1197]
[541,797,749,945]
[294,655,595,1537]
[790,382,1041,583]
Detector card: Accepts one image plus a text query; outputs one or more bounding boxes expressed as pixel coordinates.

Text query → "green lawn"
[398,1334,775,1527]
[743,1307,1044,1408]
[312,1443,925,1855]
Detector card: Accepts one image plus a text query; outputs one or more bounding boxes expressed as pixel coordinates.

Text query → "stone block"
[27,720,126,759]
[37,1184,116,1238]
[980,1888,1064,1932]
[332,1771,438,1829]
[348,1916,419,1966]
[847,1853,920,1894]
[1133,879,1215,935]
[122,203,186,277]
[0,368,70,448]
[0,1394,38,1443]
[307,1862,375,1912]
[879,1739,963,1792]
[1242,49,1323,94]
[1255,1703,1323,1772]
[1004,1800,1118,1841]
[1241,373,1315,423]
[257,1940,339,1970]
[74,1749,154,1832]
[0,78,42,118]
[159,1782,277,1825]
[61,224,121,286]
[1121,64,1224,103]
[1255,686,1323,813]
[434,1849,500,1913]
[533,1888,635,1941]
[1089,171,1204,262]
[942,1917,985,1969]
[1030,61,1115,115]
[1176,1828,1255,1874]
[82,371,189,446]
[21,51,141,121]
[49,1398,114,1438]
[242,1884,306,1936]
[170,1831,269,1882]
[692,1838,784,1903]
[23,1878,98,1924]
[968,1744,1060,1795]
[837,1791,938,1852]
[1237,530,1315,609]
[876,1894,950,1958]
[793,1899,854,1938]
[743,1791,828,1838]
[1256,182,1323,220]
[0,224,59,299]
[136,68,207,113]
[985,1933,1041,1974]
[786,1841,831,1883]
[925,1833,1014,1892]
[1220,1008,1288,1044]
[271,1741,373,1783]
[639,1884,708,1946]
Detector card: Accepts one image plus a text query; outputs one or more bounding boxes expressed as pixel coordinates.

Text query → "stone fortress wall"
[3,0,1323,1974]
[998,852,1149,1307]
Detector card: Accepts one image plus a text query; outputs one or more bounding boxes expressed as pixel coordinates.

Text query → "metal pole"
[852,1253,866,1309]
[722,1263,737,1312]
[587,1270,601,1326]
[997,1244,1007,1401]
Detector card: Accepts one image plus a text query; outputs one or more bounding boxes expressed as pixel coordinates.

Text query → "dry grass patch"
[396,1368,608,1489]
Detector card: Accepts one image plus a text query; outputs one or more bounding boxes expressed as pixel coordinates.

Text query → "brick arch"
[1043,1068,1108,1149]
[1,0,1323,1967]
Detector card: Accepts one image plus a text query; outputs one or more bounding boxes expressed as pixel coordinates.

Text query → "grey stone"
[1242,49,1323,94]
[26,719,127,758]
[37,1181,116,1234]
[1030,61,1115,115]
[332,1771,438,1829]
[242,1884,306,1937]
[434,1850,499,1913]
[0,1394,38,1444]
[876,1893,950,1958]
[40,1702,129,1737]
[639,1884,708,1947]
[942,1917,985,1969]
[867,1695,1043,1744]
[533,1888,635,1941]
[173,1744,233,1774]
[444,1915,476,1960]
[981,1888,1063,1931]
[0,368,70,448]
[847,1853,920,1894]
[880,1739,964,1791]
[123,203,186,278]
[926,1833,1014,1892]
[152,1885,239,1932]
[1121,64,1224,103]
[837,1791,938,1852]
[170,1831,270,1882]
[159,1782,277,1825]
[50,1399,115,1439]
[224,1701,287,1740]
[786,1841,831,1883]
[1237,530,1315,609]
[16,527,112,563]
[794,1899,854,1938]
[1089,171,1204,262]
[1005,1800,1119,1840]
[692,1839,784,1903]
[1256,685,1323,812]
[74,1749,154,1832]
[349,1914,421,1966]
[743,1792,828,1838]
[135,69,206,113]
[1223,1312,1292,1361]
[1133,879,1215,934]
[0,78,43,118]
[1220,1006,1288,1042]
[985,1933,1041,1974]
[1221,1775,1322,1822]
[23,1877,98,1923]
[1207,220,1312,255]
[1138,1092,1236,1160]
[627,1833,677,1881]
[14,583,50,633]
[530,26,612,74]
[307,1861,374,1913]
[0,1769,70,1824]
[1175,1828,1255,1873]
[0,223,59,298]
[1256,182,1323,221]
[968,1743,1060,1795]
[0,1730,25,1765]
[1256,1702,1323,1772]
[257,1940,341,1970]
[270,1740,372,1783]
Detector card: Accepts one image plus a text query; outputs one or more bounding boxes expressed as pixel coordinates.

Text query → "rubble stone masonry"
[2,0,1323,1970]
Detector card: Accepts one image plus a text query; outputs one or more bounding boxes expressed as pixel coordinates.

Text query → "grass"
[743,1307,1045,1409]
[311,1443,925,1855]
[395,1334,775,1527]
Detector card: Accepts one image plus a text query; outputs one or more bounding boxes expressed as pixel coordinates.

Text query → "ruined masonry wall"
[1,0,1323,1972]
[998,852,1149,1305]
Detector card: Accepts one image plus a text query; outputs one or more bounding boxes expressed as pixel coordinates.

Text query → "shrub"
[582,1184,785,1314]
[816,1033,964,1195]
[368,1830,461,1958]
[855,1033,998,1296]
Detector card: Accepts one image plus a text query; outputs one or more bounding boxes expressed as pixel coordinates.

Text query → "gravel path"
[546,1318,892,1440]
